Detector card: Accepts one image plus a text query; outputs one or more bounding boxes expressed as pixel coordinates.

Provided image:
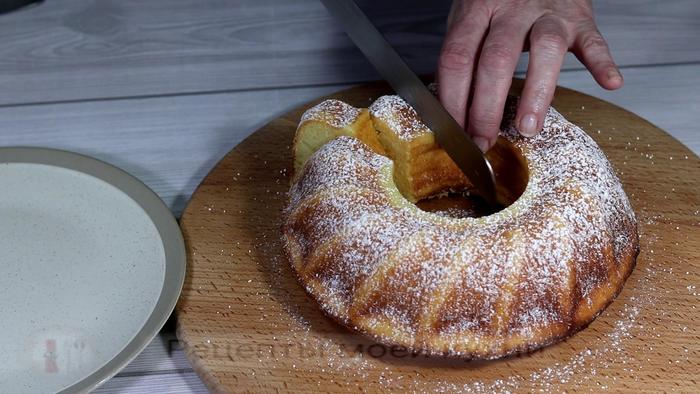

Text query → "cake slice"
[369,95,471,202]
[293,99,384,176]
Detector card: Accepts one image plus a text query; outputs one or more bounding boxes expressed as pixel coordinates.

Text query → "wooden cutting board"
[176,80,700,393]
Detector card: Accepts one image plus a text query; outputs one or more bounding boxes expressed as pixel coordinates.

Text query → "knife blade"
[0,0,43,15]
[320,0,499,208]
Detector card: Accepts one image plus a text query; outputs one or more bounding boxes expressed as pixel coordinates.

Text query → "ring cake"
[282,95,638,359]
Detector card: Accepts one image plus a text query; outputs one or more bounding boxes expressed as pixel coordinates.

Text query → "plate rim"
[0,146,186,394]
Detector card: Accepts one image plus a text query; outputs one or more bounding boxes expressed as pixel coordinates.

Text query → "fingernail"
[519,114,538,137]
[607,68,623,86]
[473,136,490,152]
[607,68,621,81]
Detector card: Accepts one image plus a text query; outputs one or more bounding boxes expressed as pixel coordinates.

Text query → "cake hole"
[416,190,492,218]
[416,137,529,218]
[487,136,529,208]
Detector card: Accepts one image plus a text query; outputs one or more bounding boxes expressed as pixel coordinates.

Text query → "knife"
[319,0,499,208]
[0,0,43,15]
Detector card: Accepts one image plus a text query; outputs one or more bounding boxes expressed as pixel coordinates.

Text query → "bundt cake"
[282,94,639,359]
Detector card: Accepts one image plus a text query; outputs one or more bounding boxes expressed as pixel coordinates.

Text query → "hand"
[437,0,622,151]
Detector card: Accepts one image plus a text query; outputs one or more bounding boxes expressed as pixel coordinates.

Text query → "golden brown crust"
[285,236,637,360]
[282,96,639,359]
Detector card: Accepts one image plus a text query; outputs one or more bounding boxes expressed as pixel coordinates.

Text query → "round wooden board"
[176,80,700,393]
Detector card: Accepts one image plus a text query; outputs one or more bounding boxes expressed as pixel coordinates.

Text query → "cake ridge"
[300,99,361,129]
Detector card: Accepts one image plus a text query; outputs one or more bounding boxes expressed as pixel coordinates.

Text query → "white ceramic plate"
[0,148,186,393]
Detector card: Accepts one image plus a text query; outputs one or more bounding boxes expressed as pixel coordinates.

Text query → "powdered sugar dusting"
[288,136,391,208]
[247,204,682,392]
[300,99,361,129]
[283,95,638,358]
[369,95,429,140]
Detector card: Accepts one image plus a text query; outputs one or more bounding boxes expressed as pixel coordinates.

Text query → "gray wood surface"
[0,0,698,393]
[0,84,352,214]
[556,65,700,151]
[93,373,208,394]
[0,0,699,105]
[94,332,208,393]
[0,65,696,216]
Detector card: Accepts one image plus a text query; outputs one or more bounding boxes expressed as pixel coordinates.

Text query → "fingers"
[438,1,620,146]
[468,16,531,150]
[437,5,489,129]
[574,25,623,90]
[517,16,570,136]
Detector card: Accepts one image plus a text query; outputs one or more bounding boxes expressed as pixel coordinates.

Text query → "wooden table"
[0,1,697,392]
